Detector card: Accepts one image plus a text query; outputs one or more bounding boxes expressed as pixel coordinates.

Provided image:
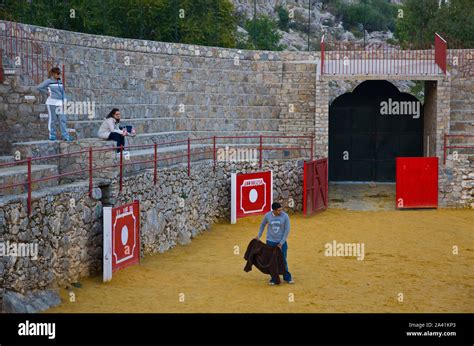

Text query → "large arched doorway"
[329,80,424,182]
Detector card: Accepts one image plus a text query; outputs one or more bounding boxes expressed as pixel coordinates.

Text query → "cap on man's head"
[271,202,282,210]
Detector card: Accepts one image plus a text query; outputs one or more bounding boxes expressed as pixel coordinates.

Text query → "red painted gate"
[303,158,328,215]
[396,157,438,209]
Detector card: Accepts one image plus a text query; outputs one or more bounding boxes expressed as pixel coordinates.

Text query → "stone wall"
[0,182,104,297]
[0,74,48,155]
[279,61,317,135]
[0,158,304,309]
[0,21,295,147]
[440,155,474,208]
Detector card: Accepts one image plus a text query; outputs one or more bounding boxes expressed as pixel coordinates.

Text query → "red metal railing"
[320,33,447,76]
[0,135,314,215]
[0,19,65,86]
[443,134,474,165]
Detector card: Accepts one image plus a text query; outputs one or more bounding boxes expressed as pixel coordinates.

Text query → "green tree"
[0,0,237,48]
[334,0,397,34]
[276,5,289,32]
[240,16,286,51]
[395,0,474,48]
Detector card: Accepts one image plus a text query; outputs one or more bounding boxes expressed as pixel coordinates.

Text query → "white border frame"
[231,173,237,224]
[103,206,112,282]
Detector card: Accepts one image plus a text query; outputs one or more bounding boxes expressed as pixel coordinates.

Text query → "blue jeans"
[47,104,69,140]
[266,240,292,282]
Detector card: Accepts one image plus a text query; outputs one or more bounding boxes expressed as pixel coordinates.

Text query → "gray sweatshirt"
[37,78,66,106]
[258,211,291,245]
[98,117,124,139]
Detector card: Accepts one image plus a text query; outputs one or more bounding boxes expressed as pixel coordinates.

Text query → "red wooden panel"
[303,158,328,215]
[396,157,438,209]
[111,200,140,272]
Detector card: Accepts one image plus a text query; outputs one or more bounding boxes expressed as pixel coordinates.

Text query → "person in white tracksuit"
[37,67,72,141]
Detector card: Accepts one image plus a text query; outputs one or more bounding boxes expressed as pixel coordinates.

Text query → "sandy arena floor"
[47,209,474,313]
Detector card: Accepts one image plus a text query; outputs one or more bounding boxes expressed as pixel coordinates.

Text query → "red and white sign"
[231,171,273,224]
[103,201,140,282]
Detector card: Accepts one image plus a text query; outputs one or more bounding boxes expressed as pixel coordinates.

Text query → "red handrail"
[0,134,313,215]
[443,133,474,164]
[321,32,448,76]
[0,19,65,85]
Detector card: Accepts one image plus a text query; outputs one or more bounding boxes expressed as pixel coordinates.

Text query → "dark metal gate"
[303,158,328,216]
[329,80,424,182]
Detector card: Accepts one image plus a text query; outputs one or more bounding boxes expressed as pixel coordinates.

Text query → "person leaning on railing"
[37,67,72,142]
[98,108,135,154]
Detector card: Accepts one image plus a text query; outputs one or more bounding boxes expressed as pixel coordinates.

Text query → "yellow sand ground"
[47,209,474,313]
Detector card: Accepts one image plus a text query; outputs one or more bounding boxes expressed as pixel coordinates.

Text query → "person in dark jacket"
[256,202,294,285]
[243,238,286,284]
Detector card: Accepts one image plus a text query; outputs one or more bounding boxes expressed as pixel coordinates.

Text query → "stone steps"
[0,156,14,164]
[130,130,292,146]
[12,140,61,163]
[53,104,281,122]
[449,110,474,121]
[64,87,280,107]
[68,117,281,139]
[66,62,283,81]
[0,164,59,196]
[67,78,283,96]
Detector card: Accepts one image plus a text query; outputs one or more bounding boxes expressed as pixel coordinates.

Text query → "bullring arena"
[0,20,473,314]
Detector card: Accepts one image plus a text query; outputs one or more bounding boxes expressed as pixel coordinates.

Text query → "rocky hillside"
[231,0,397,51]
[231,0,417,97]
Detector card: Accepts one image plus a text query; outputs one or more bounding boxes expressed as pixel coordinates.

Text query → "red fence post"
[119,145,123,192]
[213,136,216,172]
[88,147,93,197]
[259,135,263,168]
[27,157,32,216]
[187,137,191,177]
[154,142,157,185]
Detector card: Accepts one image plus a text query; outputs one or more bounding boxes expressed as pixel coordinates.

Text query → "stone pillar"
[434,77,452,207]
[314,78,329,158]
[435,77,452,159]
